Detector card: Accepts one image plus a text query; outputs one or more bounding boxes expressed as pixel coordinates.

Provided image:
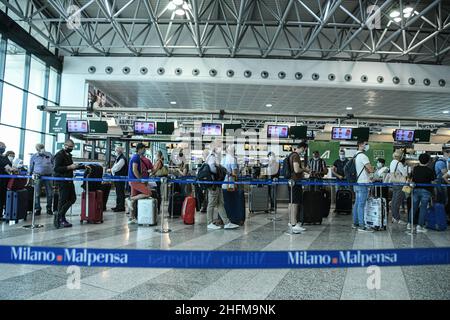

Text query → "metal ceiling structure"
[2,0,450,64]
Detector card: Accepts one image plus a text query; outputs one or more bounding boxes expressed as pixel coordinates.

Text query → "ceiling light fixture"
[265,104,273,108]
[173,0,184,5]
[167,2,177,10]
[167,0,190,16]
[389,10,400,18]
[403,6,413,14]
[443,111,449,114]
[346,107,353,110]
[170,101,177,105]
[175,8,185,15]
[394,17,402,23]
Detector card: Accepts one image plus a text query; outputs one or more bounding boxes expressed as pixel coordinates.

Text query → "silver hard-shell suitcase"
[249,185,270,213]
[137,198,157,226]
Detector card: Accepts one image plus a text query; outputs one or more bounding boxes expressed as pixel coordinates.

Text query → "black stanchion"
[23,174,44,230]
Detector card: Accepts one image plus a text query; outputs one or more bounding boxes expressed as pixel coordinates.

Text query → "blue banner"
[0,245,449,269]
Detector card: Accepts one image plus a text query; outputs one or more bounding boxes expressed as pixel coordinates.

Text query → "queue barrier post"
[285,179,296,235]
[23,174,44,230]
[156,177,171,233]
[406,182,416,237]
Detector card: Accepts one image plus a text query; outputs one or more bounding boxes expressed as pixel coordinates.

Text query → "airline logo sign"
[10,247,128,267]
[288,251,398,268]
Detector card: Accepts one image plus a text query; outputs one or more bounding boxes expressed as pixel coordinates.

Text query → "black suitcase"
[223,189,246,225]
[4,190,28,222]
[335,189,353,214]
[301,190,324,225]
[168,192,184,217]
[101,183,111,211]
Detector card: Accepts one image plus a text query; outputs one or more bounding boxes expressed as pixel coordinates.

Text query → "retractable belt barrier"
[0,174,449,269]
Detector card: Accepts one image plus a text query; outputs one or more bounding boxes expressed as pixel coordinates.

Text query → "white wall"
[60,57,450,107]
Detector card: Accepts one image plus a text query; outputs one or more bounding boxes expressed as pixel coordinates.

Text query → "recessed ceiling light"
[403,6,413,14]
[173,0,184,5]
[403,12,412,18]
[443,110,449,114]
[167,2,177,10]
[170,101,177,105]
[390,10,400,18]
[175,8,185,15]
[394,17,402,23]
[265,104,273,108]
[346,107,353,110]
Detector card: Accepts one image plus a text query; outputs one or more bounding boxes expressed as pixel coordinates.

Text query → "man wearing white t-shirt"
[352,141,374,232]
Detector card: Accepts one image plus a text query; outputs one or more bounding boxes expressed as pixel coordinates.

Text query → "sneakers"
[61,219,72,228]
[128,218,137,225]
[53,213,61,229]
[207,223,222,230]
[406,223,412,230]
[288,223,306,234]
[358,227,374,233]
[224,222,239,229]
[392,218,407,225]
[416,225,428,233]
[352,224,359,229]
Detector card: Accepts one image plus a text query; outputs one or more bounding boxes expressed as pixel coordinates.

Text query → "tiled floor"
[0,194,449,300]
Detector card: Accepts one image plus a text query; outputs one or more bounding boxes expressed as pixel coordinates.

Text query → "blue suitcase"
[4,190,29,222]
[223,189,246,225]
[426,203,448,231]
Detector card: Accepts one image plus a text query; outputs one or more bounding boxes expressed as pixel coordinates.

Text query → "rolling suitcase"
[4,190,28,222]
[276,183,289,203]
[81,190,103,224]
[181,196,196,225]
[137,198,157,226]
[301,190,324,225]
[248,185,270,213]
[364,197,387,230]
[426,203,447,231]
[335,189,353,214]
[223,189,246,225]
[168,192,184,217]
[7,177,28,191]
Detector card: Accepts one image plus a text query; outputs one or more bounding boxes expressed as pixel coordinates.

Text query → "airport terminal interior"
[0,0,450,301]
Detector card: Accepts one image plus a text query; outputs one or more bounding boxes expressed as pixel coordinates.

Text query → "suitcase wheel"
[80,220,83,224]
[101,220,104,223]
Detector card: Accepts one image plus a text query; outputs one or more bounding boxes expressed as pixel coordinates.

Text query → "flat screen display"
[289,126,307,139]
[394,129,414,142]
[201,123,222,136]
[134,121,156,135]
[413,130,431,143]
[351,127,370,141]
[307,130,315,140]
[156,122,174,135]
[223,123,242,135]
[331,127,353,140]
[67,120,89,133]
[267,125,289,138]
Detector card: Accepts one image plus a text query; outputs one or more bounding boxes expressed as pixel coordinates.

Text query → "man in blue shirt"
[435,148,450,205]
[29,143,54,216]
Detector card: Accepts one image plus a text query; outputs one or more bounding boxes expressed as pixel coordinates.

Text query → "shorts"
[288,184,303,204]
[129,182,151,197]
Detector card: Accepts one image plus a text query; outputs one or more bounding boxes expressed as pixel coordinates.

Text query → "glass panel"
[48,68,58,103]
[24,131,43,166]
[1,83,23,126]
[28,56,46,96]
[3,41,26,88]
[0,126,21,160]
[26,95,43,131]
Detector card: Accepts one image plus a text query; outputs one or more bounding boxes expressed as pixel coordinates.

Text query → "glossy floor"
[0,196,449,300]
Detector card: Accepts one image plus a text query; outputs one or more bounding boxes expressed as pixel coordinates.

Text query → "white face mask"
[364,144,370,152]
[377,163,383,169]
[339,155,345,160]
[8,156,14,162]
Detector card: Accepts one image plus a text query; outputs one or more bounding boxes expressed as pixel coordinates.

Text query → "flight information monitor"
[67,120,89,134]
[394,129,415,142]
[201,123,222,136]
[134,121,156,135]
[267,125,289,138]
[331,127,353,140]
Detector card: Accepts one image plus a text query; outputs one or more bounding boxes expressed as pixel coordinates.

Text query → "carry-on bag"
[223,189,246,225]
[248,185,270,213]
[276,183,289,203]
[4,190,28,223]
[301,190,324,225]
[137,198,157,226]
[425,203,448,231]
[81,164,103,192]
[168,192,184,217]
[364,187,387,230]
[81,190,103,224]
[335,189,353,214]
[181,196,196,225]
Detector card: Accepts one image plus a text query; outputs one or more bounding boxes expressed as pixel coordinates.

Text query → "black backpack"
[280,153,294,178]
[344,153,364,183]
[214,165,227,182]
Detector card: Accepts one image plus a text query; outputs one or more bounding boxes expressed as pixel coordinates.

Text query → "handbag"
[155,165,169,177]
[402,185,412,194]
[383,162,407,184]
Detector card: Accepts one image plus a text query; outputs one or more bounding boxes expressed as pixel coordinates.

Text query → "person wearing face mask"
[308,151,328,180]
[29,144,54,216]
[351,141,375,232]
[286,142,310,234]
[0,142,14,219]
[109,146,128,212]
[389,150,408,225]
[126,143,152,224]
[332,150,349,190]
[53,139,84,229]
[266,151,280,210]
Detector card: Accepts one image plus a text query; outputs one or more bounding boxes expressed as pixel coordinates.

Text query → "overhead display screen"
[394,129,415,142]
[156,122,175,135]
[67,120,89,134]
[289,126,307,139]
[223,123,242,135]
[134,121,156,135]
[201,123,222,136]
[331,127,353,140]
[267,125,289,138]
[413,129,431,143]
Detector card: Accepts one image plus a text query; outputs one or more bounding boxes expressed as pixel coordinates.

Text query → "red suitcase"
[81,191,104,224]
[181,196,196,225]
